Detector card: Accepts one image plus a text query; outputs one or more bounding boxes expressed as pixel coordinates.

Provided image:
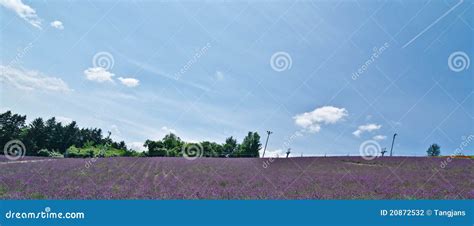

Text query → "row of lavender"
[0,156,472,199]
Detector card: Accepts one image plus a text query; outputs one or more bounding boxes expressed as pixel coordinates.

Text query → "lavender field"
[0,156,472,199]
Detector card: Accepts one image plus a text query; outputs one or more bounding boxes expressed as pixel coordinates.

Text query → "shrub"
[427,143,441,156]
[37,149,63,158]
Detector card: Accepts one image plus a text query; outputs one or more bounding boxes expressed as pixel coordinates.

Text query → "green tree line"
[0,111,261,158]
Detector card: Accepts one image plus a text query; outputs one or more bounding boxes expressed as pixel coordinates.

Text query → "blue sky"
[1,0,472,156]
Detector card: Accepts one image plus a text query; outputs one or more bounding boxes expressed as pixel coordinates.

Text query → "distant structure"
[262,131,273,158]
[286,148,291,158]
[381,148,387,157]
[390,133,398,156]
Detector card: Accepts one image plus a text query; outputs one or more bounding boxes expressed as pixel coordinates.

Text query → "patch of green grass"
[30,192,47,199]
[0,186,7,198]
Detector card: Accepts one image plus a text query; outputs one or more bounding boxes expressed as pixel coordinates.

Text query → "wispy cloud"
[353,123,382,137]
[373,135,387,140]
[293,106,348,133]
[125,57,210,92]
[0,0,42,29]
[0,65,72,92]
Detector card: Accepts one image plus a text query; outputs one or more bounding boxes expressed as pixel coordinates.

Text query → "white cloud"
[56,116,72,125]
[0,0,42,29]
[293,106,348,133]
[353,123,382,137]
[128,141,146,152]
[118,77,139,87]
[0,107,11,113]
[215,71,224,81]
[84,67,114,83]
[161,126,176,134]
[110,124,121,135]
[259,148,285,158]
[373,135,387,141]
[0,65,72,92]
[50,20,63,29]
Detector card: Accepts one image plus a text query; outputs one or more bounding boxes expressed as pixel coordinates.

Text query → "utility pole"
[262,131,273,158]
[390,133,397,157]
[286,148,291,158]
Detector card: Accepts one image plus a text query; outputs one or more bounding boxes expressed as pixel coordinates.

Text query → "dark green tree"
[222,136,237,157]
[23,118,47,155]
[144,140,168,157]
[427,143,441,156]
[200,141,223,157]
[0,111,26,148]
[162,133,183,150]
[59,121,79,153]
[112,141,127,150]
[238,132,261,157]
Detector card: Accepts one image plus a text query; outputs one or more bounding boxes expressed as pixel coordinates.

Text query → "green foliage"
[201,141,223,157]
[0,110,132,157]
[0,111,26,151]
[427,143,441,156]
[222,136,238,157]
[37,149,63,158]
[65,145,139,158]
[236,132,261,157]
[144,132,262,158]
[1,111,262,159]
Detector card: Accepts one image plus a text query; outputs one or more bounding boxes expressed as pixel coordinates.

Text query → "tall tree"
[0,111,27,148]
[223,136,237,157]
[24,118,47,155]
[59,121,79,153]
[144,139,167,157]
[239,132,261,157]
[162,133,182,150]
